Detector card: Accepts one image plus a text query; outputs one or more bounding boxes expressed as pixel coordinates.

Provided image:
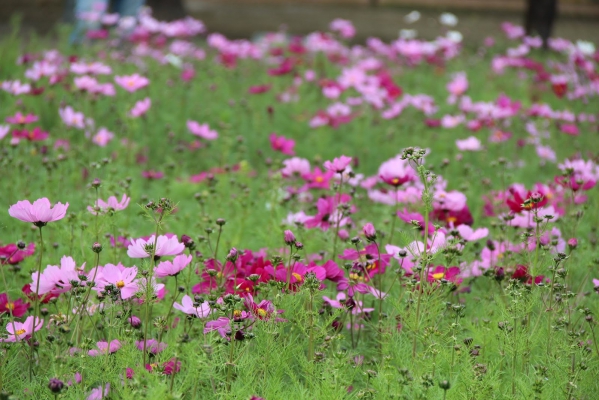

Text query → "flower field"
[0,9,599,400]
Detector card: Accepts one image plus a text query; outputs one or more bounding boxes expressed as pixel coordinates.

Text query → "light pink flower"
[455,225,489,241]
[173,295,211,317]
[324,155,352,173]
[378,155,416,187]
[0,125,10,140]
[446,72,468,104]
[330,18,356,39]
[186,120,218,140]
[0,316,43,342]
[129,97,151,118]
[536,145,556,162]
[127,235,185,258]
[114,74,149,92]
[59,106,85,129]
[96,264,138,299]
[88,339,121,356]
[31,255,85,295]
[92,128,114,147]
[8,198,69,225]
[455,136,482,151]
[5,112,38,125]
[155,254,192,278]
[87,383,110,400]
[281,157,311,177]
[87,194,130,215]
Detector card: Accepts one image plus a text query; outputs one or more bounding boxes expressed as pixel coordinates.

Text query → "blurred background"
[2,0,598,44]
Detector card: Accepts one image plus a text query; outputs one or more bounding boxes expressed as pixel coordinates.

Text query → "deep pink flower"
[427,266,462,285]
[363,223,376,241]
[204,317,231,339]
[0,316,43,342]
[397,209,435,235]
[155,254,192,277]
[11,127,49,142]
[0,293,29,317]
[324,155,352,173]
[8,198,69,226]
[248,84,271,94]
[304,195,353,231]
[5,112,38,125]
[88,339,121,356]
[141,170,164,180]
[173,295,211,317]
[145,358,181,375]
[127,235,185,259]
[0,242,35,265]
[559,124,579,136]
[302,167,334,190]
[114,74,149,92]
[187,120,218,140]
[269,133,295,155]
[284,230,296,245]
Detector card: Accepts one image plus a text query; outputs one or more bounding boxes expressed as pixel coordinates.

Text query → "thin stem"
[29,226,44,381]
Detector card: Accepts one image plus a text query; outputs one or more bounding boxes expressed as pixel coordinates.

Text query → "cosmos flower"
[8,198,69,226]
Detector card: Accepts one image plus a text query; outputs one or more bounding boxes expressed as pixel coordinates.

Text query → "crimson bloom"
[269,133,295,155]
[0,242,35,265]
[0,293,29,317]
[8,198,69,226]
[505,189,548,213]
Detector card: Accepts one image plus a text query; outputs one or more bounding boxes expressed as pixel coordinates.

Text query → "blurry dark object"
[524,0,558,49]
[146,0,186,20]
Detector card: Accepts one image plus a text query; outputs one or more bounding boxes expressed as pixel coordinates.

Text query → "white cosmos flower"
[440,13,458,27]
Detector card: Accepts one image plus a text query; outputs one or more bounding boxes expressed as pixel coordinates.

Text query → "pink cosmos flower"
[11,127,49,143]
[323,292,374,315]
[281,157,311,177]
[114,74,149,92]
[173,295,211,317]
[427,266,462,285]
[92,127,114,147]
[59,106,85,129]
[204,317,231,339]
[446,72,468,104]
[30,255,85,295]
[455,225,489,241]
[87,194,130,215]
[536,145,556,162]
[87,383,109,400]
[141,170,164,180]
[455,136,482,151]
[0,316,43,342]
[96,264,138,299]
[248,84,271,94]
[127,235,185,258]
[397,209,435,235]
[155,254,192,277]
[0,125,9,140]
[5,112,38,125]
[378,155,416,187]
[330,18,356,39]
[135,339,167,354]
[303,167,334,189]
[129,97,151,118]
[323,155,352,173]
[187,120,218,140]
[88,339,121,356]
[559,124,579,136]
[8,198,69,226]
[269,133,295,155]
[304,194,353,231]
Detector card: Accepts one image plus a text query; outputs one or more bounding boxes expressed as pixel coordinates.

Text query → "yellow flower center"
[116,280,125,288]
[233,310,242,318]
[257,309,267,318]
[16,329,26,335]
[432,272,445,280]
[391,178,399,184]
[446,216,457,224]
[6,302,15,311]
[292,273,303,282]
[315,176,324,183]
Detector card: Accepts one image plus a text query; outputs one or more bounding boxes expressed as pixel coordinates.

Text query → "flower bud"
[129,315,141,329]
[226,247,238,262]
[48,378,64,393]
[363,223,377,242]
[17,241,26,250]
[284,230,296,245]
[567,238,578,250]
[216,218,226,226]
[91,178,101,188]
[92,242,102,253]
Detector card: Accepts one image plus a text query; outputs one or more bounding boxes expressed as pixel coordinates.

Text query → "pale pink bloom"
[593,279,599,288]
[135,339,167,354]
[186,120,218,140]
[71,62,112,75]
[87,383,110,400]
[87,194,130,215]
[283,211,311,226]
[455,225,488,241]
[501,22,524,39]
[127,235,185,258]
[8,198,69,225]
[129,97,151,118]
[324,155,352,173]
[0,125,9,140]
[434,190,467,212]
[59,106,85,129]
[446,72,468,104]
[5,112,38,125]
[174,295,211,317]
[155,254,192,278]
[536,145,556,162]
[329,18,356,39]
[509,206,559,228]
[88,339,121,356]
[441,114,464,128]
[96,264,138,299]
[281,157,311,177]
[92,127,114,147]
[455,136,482,151]
[0,316,43,342]
[378,155,416,186]
[114,74,149,92]
[1,80,31,95]
[31,256,85,295]
[322,292,374,315]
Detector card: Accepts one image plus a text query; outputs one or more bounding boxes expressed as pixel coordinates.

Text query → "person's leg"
[70,0,109,44]
[115,0,145,17]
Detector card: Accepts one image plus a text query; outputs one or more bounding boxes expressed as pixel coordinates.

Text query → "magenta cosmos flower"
[114,74,149,92]
[269,133,295,155]
[0,293,29,317]
[88,339,121,356]
[323,155,352,173]
[5,112,38,125]
[173,295,211,318]
[127,235,185,259]
[186,120,218,140]
[8,198,69,227]
[0,315,43,342]
[378,155,416,187]
[87,194,130,215]
[204,317,231,339]
[96,264,138,299]
[154,254,192,278]
[135,339,167,354]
